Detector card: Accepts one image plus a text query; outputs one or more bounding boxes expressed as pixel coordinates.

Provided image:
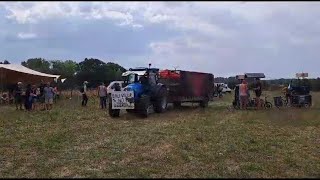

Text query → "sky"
[0,1,320,79]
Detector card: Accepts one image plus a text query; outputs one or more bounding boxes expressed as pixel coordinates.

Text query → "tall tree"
[21,58,51,73]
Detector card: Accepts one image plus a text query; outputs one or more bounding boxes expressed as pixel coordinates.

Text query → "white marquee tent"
[0,64,60,86]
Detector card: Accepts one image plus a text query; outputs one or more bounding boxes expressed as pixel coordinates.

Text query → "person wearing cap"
[239,79,248,110]
[14,82,23,110]
[81,81,88,106]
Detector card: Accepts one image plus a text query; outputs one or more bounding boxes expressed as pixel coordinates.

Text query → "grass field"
[0,91,319,178]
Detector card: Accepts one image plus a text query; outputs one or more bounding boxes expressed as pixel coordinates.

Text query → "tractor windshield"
[128,74,136,84]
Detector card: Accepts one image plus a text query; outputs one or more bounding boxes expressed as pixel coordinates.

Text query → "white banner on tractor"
[111,91,135,109]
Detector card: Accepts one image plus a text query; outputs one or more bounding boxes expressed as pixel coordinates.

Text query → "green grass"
[0,91,320,178]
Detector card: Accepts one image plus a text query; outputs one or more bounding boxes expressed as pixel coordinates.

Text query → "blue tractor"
[108,66,168,118]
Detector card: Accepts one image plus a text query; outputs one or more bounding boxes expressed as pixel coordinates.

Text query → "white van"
[214,83,232,93]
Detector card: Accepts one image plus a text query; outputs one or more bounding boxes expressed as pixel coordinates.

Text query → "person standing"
[254,78,262,109]
[81,81,89,107]
[31,85,38,110]
[282,84,291,105]
[39,82,45,110]
[25,84,32,111]
[97,82,107,109]
[239,79,248,110]
[43,82,55,110]
[14,82,23,110]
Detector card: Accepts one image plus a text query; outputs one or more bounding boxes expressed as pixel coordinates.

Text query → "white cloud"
[2,2,142,28]
[2,2,320,77]
[17,32,37,39]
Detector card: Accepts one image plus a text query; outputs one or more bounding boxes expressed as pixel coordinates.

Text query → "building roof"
[244,73,265,78]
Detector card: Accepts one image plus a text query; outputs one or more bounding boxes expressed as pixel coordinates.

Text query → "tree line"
[2,58,320,91]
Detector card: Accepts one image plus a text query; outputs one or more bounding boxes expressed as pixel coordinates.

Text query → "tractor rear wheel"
[154,87,168,113]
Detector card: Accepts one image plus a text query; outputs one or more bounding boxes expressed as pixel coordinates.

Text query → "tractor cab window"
[148,73,157,85]
[127,74,138,84]
[140,75,149,85]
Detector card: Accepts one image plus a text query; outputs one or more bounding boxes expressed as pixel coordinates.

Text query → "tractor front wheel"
[108,97,120,118]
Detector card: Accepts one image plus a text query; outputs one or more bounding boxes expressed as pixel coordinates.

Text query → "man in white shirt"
[81,81,88,107]
[97,82,107,109]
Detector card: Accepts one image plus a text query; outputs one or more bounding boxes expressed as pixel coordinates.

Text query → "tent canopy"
[0,64,60,85]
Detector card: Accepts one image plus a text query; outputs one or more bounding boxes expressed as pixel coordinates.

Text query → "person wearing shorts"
[43,82,55,110]
[239,79,248,110]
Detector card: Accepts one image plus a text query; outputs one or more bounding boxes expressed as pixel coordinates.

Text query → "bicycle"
[262,95,273,109]
[273,95,290,108]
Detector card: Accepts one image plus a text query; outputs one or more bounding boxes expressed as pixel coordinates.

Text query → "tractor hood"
[124,83,144,101]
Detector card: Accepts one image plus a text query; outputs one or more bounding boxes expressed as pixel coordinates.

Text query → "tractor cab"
[121,67,160,101]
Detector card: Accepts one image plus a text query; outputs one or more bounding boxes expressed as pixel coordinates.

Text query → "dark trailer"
[159,69,214,107]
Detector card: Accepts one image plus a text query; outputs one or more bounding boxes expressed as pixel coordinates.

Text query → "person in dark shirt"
[39,82,45,110]
[14,82,23,110]
[254,78,262,109]
[25,84,32,111]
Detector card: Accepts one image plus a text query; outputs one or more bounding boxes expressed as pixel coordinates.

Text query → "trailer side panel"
[159,70,214,103]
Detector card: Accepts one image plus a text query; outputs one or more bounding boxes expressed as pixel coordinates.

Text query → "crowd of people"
[4,81,59,111]
[1,79,113,111]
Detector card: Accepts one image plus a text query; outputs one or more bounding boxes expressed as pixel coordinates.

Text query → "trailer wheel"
[108,97,120,118]
[139,95,151,118]
[173,101,181,108]
[200,98,209,108]
[154,87,168,113]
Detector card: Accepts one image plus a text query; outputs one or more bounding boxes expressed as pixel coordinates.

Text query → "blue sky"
[0,1,320,79]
